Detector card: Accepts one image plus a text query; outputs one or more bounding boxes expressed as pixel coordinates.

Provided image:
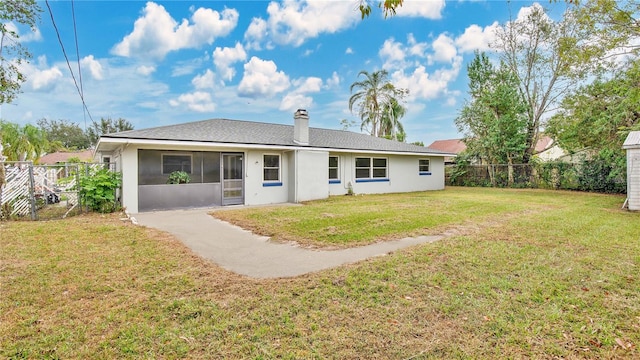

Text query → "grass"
[1,187,639,359]
[213,187,569,247]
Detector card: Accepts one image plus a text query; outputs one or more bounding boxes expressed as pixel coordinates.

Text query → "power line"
[44,0,94,125]
[71,0,87,130]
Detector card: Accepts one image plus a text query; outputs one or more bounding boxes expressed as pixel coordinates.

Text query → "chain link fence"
[446,162,626,193]
[0,162,117,221]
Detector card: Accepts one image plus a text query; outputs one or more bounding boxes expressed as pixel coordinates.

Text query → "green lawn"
[1,187,638,359]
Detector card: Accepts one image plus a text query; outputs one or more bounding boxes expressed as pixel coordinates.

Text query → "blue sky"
[1,0,571,145]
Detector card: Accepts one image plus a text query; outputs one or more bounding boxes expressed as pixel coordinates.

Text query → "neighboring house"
[426,139,465,164]
[534,136,566,162]
[427,136,565,163]
[37,149,94,165]
[95,110,453,213]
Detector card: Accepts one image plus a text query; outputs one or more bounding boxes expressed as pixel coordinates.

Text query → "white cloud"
[429,34,457,64]
[407,34,428,56]
[112,2,238,60]
[30,67,63,91]
[5,21,42,42]
[213,42,247,82]
[455,22,499,53]
[345,47,354,55]
[22,56,64,91]
[325,72,340,88]
[80,55,104,80]
[294,77,322,93]
[279,93,313,112]
[191,69,216,89]
[136,65,156,75]
[238,56,290,98]
[245,0,358,48]
[395,0,445,19]
[379,38,406,69]
[169,91,216,112]
[391,56,463,100]
[279,76,322,113]
[244,17,269,51]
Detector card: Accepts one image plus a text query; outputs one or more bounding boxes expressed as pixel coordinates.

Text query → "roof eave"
[97,136,454,157]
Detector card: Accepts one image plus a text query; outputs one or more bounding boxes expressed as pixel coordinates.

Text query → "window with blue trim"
[329,156,339,182]
[355,157,387,180]
[263,154,280,182]
[419,159,431,175]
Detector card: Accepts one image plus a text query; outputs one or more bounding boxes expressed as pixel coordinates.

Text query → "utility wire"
[45,0,94,124]
[71,0,87,130]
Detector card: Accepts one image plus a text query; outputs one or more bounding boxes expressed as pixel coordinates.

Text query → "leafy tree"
[359,0,404,19]
[546,58,639,190]
[379,97,407,141]
[569,0,639,62]
[455,52,528,185]
[349,69,406,138]
[0,0,41,104]
[0,120,48,161]
[87,117,134,145]
[37,118,91,150]
[493,4,592,163]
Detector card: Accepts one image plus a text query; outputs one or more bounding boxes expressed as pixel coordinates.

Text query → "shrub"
[79,168,122,213]
[167,171,190,184]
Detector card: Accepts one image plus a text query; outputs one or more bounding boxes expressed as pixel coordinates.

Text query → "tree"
[349,69,406,138]
[0,0,41,104]
[0,120,48,161]
[547,58,640,157]
[493,3,592,164]
[455,52,528,185]
[379,97,407,141]
[359,0,404,19]
[569,0,639,62]
[87,117,134,146]
[37,118,91,150]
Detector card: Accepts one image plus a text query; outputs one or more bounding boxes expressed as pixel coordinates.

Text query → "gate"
[0,162,112,220]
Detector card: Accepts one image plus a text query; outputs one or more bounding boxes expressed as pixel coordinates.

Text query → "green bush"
[167,171,190,184]
[577,151,626,194]
[79,168,122,213]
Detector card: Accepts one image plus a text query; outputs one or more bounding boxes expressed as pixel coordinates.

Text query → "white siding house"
[623,131,640,211]
[95,110,453,213]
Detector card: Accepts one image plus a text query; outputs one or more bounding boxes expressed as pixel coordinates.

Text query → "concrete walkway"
[134,208,443,279]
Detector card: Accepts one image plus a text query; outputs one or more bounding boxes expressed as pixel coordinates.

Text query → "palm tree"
[379,97,407,141]
[348,70,398,137]
[0,121,48,162]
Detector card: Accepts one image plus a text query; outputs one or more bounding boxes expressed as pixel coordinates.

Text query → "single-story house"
[95,110,453,213]
[38,149,94,165]
[428,135,566,163]
[426,139,466,165]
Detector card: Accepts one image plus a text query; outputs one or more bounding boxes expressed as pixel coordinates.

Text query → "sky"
[1,0,573,146]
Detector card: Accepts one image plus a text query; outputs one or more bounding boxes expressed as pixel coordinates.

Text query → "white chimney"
[293,109,309,145]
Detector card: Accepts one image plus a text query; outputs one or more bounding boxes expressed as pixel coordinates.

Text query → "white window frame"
[419,159,431,175]
[162,153,193,174]
[262,153,281,183]
[329,155,339,181]
[355,156,388,181]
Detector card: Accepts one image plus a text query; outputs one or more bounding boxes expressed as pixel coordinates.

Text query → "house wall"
[121,145,139,213]
[244,150,289,206]
[329,153,445,196]
[294,150,329,202]
[105,143,447,213]
[628,148,640,211]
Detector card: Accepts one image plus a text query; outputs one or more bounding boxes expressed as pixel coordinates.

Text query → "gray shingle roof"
[102,118,450,155]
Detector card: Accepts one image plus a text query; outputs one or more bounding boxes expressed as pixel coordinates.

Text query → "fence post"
[27,163,38,220]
